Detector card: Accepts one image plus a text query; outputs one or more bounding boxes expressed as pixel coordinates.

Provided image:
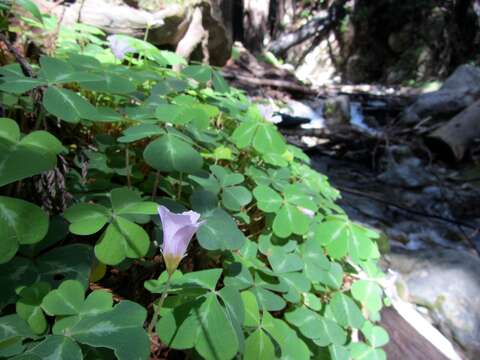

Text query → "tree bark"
[175,6,206,69]
[267,0,347,56]
[243,0,271,53]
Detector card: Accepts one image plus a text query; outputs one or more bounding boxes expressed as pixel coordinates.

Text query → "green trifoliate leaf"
[251,286,286,312]
[95,217,149,265]
[262,312,311,360]
[26,335,83,360]
[151,78,188,95]
[350,343,386,360]
[361,322,389,348]
[195,293,239,360]
[0,244,94,310]
[272,203,310,238]
[196,208,246,251]
[54,300,149,360]
[351,280,384,314]
[212,71,230,93]
[182,65,212,83]
[241,291,260,327]
[0,78,45,94]
[78,73,136,94]
[110,187,158,215]
[285,307,346,345]
[157,294,239,360]
[0,118,63,186]
[0,314,35,348]
[329,292,365,329]
[268,247,303,273]
[0,196,49,264]
[39,56,74,84]
[64,203,110,235]
[252,122,286,155]
[329,345,350,360]
[281,272,311,303]
[117,124,163,143]
[16,282,50,334]
[222,186,252,211]
[42,87,97,123]
[41,280,85,316]
[253,185,282,212]
[143,133,203,174]
[348,223,379,261]
[244,328,275,360]
[155,103,208,126]
[314,218,349,246]
[301,238,330,281]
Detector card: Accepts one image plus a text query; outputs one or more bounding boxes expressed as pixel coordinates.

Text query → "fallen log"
[222,72,318,95]
[401,64,480,124]
[267,0,347,56]
[32,0,232,66]
[426,99,480,160]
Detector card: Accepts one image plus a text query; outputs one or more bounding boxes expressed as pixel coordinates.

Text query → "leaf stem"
[125,145,132,188]
[177,172,183,200]
[147,273,173,336]
[151,170,161,199]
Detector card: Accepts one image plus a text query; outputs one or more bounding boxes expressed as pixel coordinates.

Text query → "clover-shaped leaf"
[285,306,346,346]
[361,322,389,348]
[41,280,148,360]
[64,188,156,265]
[196,208,246,251]
[143,133,203,174]
[351,280,384,315]
[262,312,311,360]
[0,196,49,264]
[329,292,365,329]
[157,292,239,360]
[16,282,50,334]
[0,118,63,187]
[0,314,35,352]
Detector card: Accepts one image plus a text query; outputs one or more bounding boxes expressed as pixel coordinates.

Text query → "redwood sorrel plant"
[0,2,389,359]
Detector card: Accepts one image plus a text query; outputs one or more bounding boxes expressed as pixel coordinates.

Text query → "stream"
[270,93,480,360]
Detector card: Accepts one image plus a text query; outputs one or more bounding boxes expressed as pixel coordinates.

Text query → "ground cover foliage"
[0,2,389,359]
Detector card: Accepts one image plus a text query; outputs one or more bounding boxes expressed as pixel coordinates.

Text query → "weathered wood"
[267,0,347,56]
[401,64,480,124]
[33,0,232,66]
[175,6,206,66]
[222,72,318,95]
[427,99,480,160]
[381,307,451,360]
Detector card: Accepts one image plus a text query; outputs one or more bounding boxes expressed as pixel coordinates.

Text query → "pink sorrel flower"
[158,205,204,275]
[107,35,135,60]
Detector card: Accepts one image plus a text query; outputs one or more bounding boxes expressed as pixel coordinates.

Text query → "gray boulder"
[384,248,480,359]
[401,64,480,124]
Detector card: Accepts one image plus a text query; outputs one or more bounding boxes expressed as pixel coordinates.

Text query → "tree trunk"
[243,0,271,53]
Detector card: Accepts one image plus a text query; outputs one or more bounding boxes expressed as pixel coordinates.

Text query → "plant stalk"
[147,273,173,336]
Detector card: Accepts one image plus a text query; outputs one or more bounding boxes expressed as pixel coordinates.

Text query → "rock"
[323,95,351,127]
[401,64,480,124]
[384,248,480,359]
[378,156,433,188]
